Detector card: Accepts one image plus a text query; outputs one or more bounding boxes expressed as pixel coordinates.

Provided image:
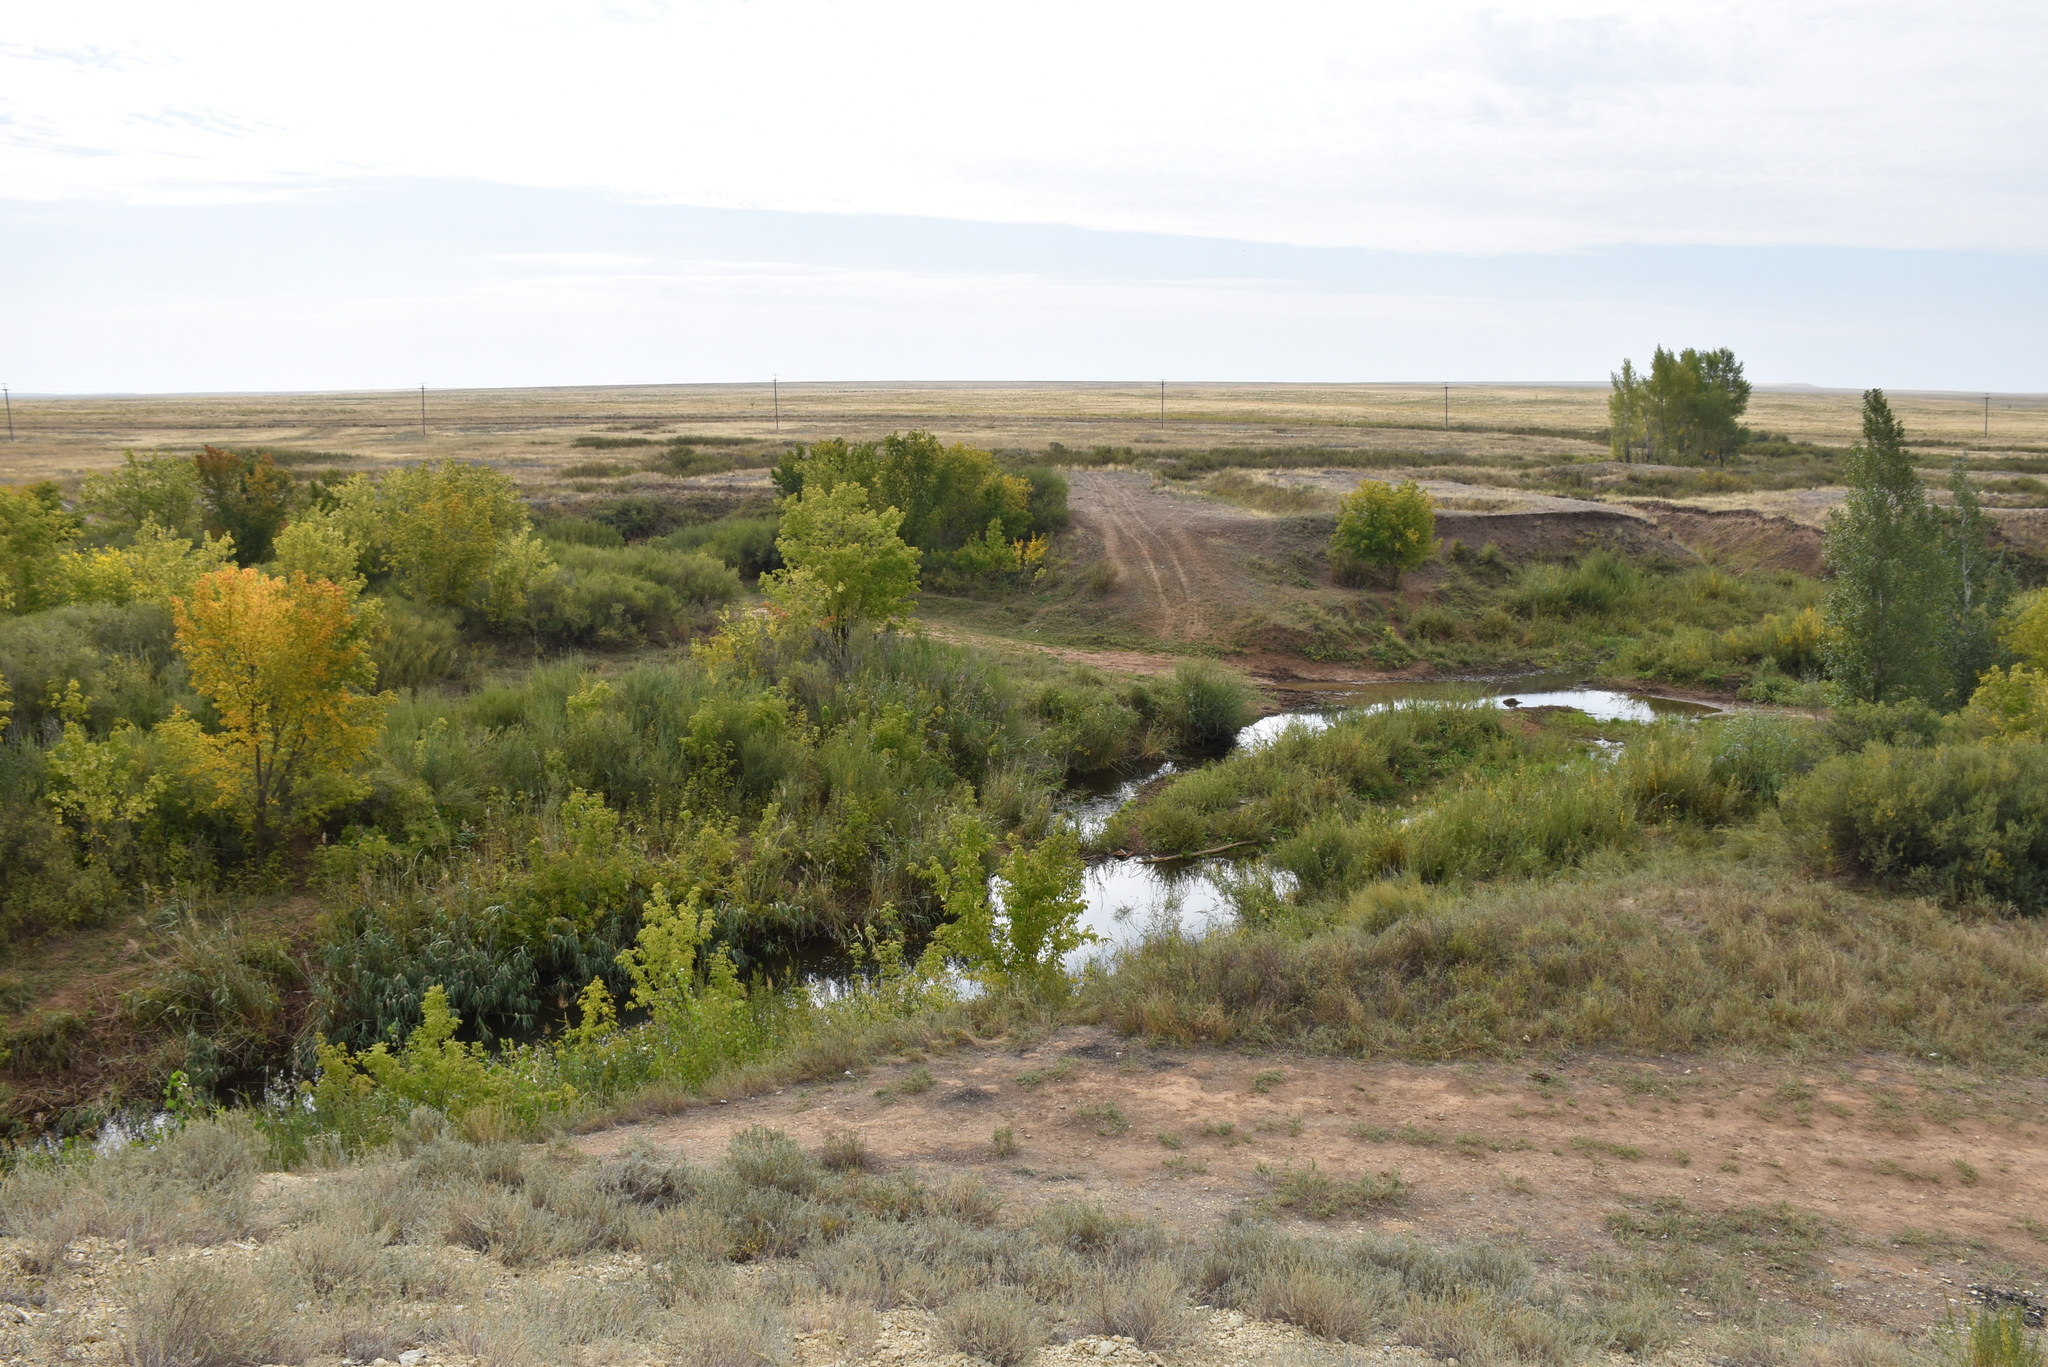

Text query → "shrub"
[1330,479,1436,585]
[658,516,782,579]
[1141,661,1258,747]
[937,1288,1045,1367]
[1782,740,2048,911]
[1511,550,1641,617]
[1085,1262,1195,1348]
[368,596,468,692]
[523,544,739,647]
[125,1258,292,1367]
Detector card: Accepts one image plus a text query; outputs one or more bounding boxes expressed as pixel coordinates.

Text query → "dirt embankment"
[1626,503,1827,575]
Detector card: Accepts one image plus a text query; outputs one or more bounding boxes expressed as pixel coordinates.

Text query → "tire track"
[1067,470,1249,641]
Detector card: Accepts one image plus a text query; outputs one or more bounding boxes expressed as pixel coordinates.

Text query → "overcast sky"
[6,1,2045,392]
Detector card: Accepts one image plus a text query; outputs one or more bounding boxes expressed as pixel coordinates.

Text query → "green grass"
[1094,701,1512,858]
[1085,847,2048,1065]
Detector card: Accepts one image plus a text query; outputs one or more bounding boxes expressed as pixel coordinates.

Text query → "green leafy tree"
[1625,346,1752,463]
[0,483,80,614]
[763,482,921,659]
[1607,359,1646,463]
[1330,479,1436,585]
[927,819,1094,999]
[1688,347,1752,464]
[775,431,1036,552]
[194,446,293,565]
[1822,389,1943,704]
[77,451,203,541]
[1933,459,2009,706]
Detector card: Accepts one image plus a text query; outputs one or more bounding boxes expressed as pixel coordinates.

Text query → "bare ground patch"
[579,1026,2048,1340]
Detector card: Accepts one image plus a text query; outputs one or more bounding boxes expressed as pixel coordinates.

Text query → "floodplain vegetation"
[0,393,2044,1365]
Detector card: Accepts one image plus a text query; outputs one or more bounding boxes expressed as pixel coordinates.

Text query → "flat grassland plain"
[6,381,2048,482]
[5,382,2048,1367]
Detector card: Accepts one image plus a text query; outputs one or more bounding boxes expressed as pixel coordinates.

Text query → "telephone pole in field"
[2,387,12,441]
[419,385,427,438]
[1443,384,1449,431]
[773,376,780,434]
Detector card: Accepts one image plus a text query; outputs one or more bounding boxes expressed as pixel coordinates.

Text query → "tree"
[77,451,203,541]
[774,431,1036,553]
[59,519,236,608]
[1607,360,1646,463]
[338,462,554,621]
[1620,347,1752,463]
[763,482,921,659]
[195,446,293,565]
[1330,479,1435,585]
[1689,347,1752,464]
[927,819,1094,999]
[0,483,79,614]
[1933,459,2008,706]
[173,567,389,853]
[1964,590,2048,737]
[1821,389,1943,704]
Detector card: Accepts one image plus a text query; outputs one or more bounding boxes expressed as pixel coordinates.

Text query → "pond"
[1064,674,1721,969]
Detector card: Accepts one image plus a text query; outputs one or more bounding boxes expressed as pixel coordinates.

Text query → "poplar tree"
[1821,390,1942,704]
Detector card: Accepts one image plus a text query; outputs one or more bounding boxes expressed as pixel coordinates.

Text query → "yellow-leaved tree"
[173,567,391,852]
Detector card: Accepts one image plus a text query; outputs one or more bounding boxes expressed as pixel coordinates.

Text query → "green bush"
[1139,662,1258,748]
[522,544,739,648]
[0,602,187,737]
[367,596,469,692]
[1330,479,1436,585]
[657,517,782,580]
[1782,740,2048,912]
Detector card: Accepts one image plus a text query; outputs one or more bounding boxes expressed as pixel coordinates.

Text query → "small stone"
[1095,1341,1116,1358]
[399,1354,427,1367]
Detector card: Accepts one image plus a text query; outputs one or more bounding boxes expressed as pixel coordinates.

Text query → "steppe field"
[3,380,2047,1367]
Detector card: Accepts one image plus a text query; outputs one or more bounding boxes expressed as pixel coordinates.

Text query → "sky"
[4,1,2045,392]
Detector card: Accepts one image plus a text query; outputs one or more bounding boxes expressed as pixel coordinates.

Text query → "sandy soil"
[580,1027,2048,1339]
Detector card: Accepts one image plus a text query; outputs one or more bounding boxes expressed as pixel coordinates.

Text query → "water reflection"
[802,673,1724,990]
[1067,674,1721,966]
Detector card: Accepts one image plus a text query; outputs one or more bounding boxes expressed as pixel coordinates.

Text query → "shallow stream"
[1063,673,1719,969]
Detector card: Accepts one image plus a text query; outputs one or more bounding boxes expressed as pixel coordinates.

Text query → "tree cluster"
[771,430,1065,581]
[1608,346,1753,465]
[1822,388,2013,710]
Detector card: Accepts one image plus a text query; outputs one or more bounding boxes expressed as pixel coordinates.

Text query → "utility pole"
[419,385,427,438]
[2,387,11,442]
[1160,380,1166,426]
[1985,393,1991,438]
[1443,384,1449,431]
[773,376,780,434]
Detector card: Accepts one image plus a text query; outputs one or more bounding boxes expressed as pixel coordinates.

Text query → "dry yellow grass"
[3,381,2042,487]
